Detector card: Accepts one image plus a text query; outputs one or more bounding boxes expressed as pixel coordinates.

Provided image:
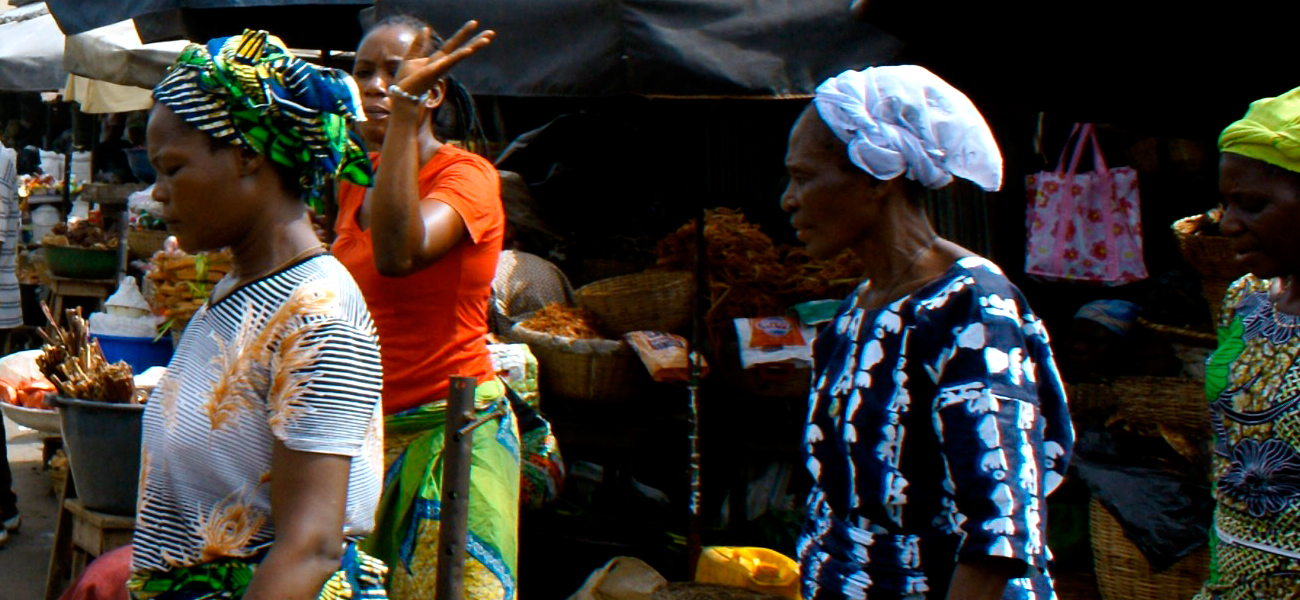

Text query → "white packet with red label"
[733,316,815,369]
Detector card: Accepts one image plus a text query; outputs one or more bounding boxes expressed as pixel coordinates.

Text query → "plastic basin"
[93,334,173,373]
[52,395,143,515]
[45,245,118,280]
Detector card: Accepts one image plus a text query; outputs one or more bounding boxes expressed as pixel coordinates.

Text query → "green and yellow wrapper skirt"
[363,380,520,600]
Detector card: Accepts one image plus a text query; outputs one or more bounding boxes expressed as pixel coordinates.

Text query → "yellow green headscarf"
[1219,86,1300,174]
[153,29,373,211]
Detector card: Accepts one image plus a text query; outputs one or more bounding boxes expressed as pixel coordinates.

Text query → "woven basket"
[1137,318,1216,349]
[510,322,650,401]
[575,270,693,337]
[1090,499,1210,600]
[1172,215,1246,323]
[1067,376,1211,432]
[127,229,170,261]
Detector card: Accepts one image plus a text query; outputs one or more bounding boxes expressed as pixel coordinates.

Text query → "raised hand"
[392,20,495,101]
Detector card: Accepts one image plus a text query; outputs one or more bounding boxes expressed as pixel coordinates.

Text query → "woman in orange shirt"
[332,17,518,600]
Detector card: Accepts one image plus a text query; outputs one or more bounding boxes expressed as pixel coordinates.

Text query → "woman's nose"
[780,185,798,213]
[151,182,169,204]
[359,74,384,96]
[1219,204,1244,236]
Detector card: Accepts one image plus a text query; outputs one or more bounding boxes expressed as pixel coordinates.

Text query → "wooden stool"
[42,276,117,323]
[2,325,41,355]
[44,481,135,600]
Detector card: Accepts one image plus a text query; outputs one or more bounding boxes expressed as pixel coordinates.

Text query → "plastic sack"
[1071,426,1212,571]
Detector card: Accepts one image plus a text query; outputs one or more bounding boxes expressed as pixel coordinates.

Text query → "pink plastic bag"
[1025,123,1147,285]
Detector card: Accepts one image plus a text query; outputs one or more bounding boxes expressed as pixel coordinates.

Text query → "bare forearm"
[944,556,1023,600]
[242,541,342,600]
[370,104,428,275]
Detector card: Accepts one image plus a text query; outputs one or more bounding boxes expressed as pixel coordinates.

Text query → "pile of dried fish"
[42,220,120,250]
[654,208,863,332]
[36,304,138,404]
[520,303,606,339]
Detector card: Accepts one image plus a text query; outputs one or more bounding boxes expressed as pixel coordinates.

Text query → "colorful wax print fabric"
[1196,276,1300,599]
[799,256,1074,600]
[128,543,388,599]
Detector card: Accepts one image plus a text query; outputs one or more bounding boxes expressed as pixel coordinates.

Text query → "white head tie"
[813,65,1003,192]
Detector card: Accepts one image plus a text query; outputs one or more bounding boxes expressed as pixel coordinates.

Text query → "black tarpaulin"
[378,0,902,98]
[44,0,373,51]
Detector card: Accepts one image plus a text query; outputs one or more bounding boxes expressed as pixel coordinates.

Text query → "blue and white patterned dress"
[799,257,1074,600]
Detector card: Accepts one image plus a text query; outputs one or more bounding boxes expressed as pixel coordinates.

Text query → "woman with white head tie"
[784,65,1074,600]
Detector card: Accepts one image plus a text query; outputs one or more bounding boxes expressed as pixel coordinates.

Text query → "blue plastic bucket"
[93,334,174,372]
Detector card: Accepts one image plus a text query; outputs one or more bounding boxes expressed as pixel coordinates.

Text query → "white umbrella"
[63,19,188,89]
[0,3,65,91]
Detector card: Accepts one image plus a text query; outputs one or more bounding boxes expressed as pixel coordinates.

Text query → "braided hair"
[368,15,489,156]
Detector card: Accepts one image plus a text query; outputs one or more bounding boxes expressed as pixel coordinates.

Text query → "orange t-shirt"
[333,145,503,414]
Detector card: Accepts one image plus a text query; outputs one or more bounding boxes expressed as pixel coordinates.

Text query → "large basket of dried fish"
[510,304,649,401]
[575,270,693,337]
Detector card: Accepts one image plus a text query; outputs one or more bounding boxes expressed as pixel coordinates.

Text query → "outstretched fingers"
[438,20,482,57]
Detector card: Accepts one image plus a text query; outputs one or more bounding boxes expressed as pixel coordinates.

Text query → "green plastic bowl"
[45,245,118,280]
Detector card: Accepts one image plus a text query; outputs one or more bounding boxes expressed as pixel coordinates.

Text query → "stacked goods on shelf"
[146,247,233,335]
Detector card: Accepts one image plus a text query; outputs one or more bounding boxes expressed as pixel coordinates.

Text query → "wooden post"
[435,376,478,600]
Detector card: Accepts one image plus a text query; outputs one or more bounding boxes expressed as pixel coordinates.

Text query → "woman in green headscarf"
[1198,86,1300,599]
[62,29,389,600]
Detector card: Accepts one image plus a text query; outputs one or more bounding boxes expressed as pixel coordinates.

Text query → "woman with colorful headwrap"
[330,16,519,600]
[62,30,389,600]
[1196,86,1300,600]
[786,65,1074,600]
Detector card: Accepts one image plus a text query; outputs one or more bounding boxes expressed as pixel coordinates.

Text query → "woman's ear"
[236,146,268,177]
[424,79,448,111]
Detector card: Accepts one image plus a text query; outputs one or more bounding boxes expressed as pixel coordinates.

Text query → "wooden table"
[41,276,117,323]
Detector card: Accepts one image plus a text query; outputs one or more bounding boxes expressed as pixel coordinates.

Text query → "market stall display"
[36,304,136,404]
[145,245,232,336]
[88,276,172,372]
[125,186,168,260]
[512,303,651,400]
[655,208,862,341]
[0,349,61,433]
[37,303,142,515]
[41,220,120,280]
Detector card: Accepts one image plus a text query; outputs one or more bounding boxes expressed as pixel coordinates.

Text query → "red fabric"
[334,145,503,414]
[57,544,132,600]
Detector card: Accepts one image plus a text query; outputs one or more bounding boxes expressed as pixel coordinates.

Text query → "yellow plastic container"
[695,546,802,600]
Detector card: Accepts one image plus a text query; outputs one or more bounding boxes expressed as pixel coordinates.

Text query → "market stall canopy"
[64,20,190,89]
[855,0,1300,134]
[0,3,66,91]
[44,0,373,51]
[63,75,155,114]
[377,0,901,97]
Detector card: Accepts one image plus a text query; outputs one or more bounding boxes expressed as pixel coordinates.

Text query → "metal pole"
[686,104,713,578]
[435,376,478,600]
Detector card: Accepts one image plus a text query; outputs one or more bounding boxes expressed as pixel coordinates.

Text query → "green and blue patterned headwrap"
[152,29,373,211]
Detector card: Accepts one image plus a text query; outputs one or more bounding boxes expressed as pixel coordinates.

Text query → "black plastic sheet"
[1071,426,1214,572]
[378,0,902,98]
